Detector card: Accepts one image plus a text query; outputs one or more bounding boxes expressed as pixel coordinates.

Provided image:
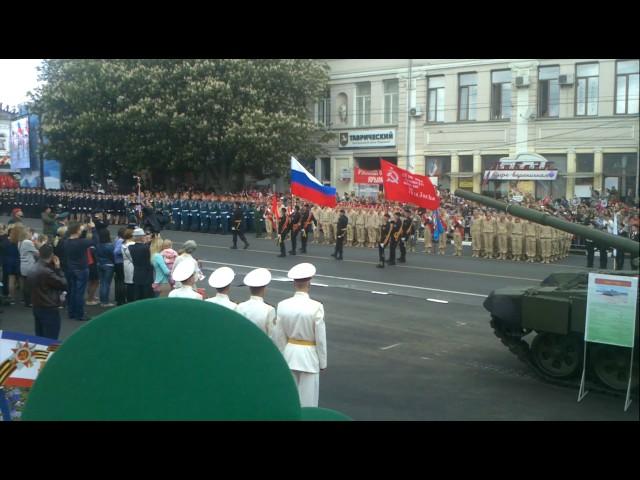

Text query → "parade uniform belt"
[287,338,316,346]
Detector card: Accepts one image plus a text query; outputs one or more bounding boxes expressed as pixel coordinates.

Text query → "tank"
[454,189,639,396]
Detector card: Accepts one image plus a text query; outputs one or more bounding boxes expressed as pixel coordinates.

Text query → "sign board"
[339,168,352,180]
[574,185,592,198]
[484,170,558,181]
[338,129,396,149]
[458,179,474,188]
[584,273,637,347]
[10,117,30,169]
[353,168,383,185]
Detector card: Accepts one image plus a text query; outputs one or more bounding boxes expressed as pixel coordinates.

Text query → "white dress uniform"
[206,267,237,311]
[237,296,275,336]
[206,294,238,311]
[168,258,203,300]
[169,287,203,300]
[272,263,327,408]
[236,268,276,337]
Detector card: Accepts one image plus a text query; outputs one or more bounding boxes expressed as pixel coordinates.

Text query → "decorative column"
[473,151,482,193]
[593,148,603,194]
[566,148,576,199]
[450,152,459,192]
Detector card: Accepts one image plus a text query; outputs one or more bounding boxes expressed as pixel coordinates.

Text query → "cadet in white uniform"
[168,259,203,300]
[272,262,327,408]
[206,266,238,311]
[236,268,276,338]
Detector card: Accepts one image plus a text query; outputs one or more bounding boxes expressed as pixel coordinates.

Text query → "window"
[575,63,599,116]
[575,153,594,173]
[383,79,399,124]
[320,157,331,182]
[603,153,638,200]
[491,70,512,120]
[355,82,371,126]
[458,73,477,121]
[425,156,451,190]
[316,90,331,126]
[459,155,474,172]
[615,60,639,115]
[427,76,444,122]
[538,66,560,118]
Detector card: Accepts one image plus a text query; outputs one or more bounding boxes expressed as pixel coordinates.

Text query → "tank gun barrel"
[454,189,640,258]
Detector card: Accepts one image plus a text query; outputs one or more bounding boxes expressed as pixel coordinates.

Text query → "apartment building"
[312,59,639,201]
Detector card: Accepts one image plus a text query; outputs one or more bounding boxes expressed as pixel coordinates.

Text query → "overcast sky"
[0,59,44,109]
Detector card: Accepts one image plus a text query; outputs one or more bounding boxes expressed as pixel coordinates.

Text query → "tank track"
[490,316,638,400]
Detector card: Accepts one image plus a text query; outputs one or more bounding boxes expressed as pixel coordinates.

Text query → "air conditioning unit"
[559,74,574,86]
[515,76,530,88]
[409,106,423,117]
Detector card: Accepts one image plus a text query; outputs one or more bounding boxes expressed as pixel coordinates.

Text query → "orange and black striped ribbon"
[0,359,17,386]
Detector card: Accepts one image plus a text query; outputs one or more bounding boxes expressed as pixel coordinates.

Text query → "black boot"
[244,242,250,249]
[387,260,396,266]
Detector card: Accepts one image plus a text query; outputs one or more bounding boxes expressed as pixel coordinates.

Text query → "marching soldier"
[272,262,327,407]
[436,209,448,256]
[398,208,413,263]
[539,224,553,264]
[321,206,332,245]
[331,209,348,261]
[482,212,496,259]
[264,204,274,240]
[230,201,250,250]
[423,210,435,254]
[470,211,483,257]
[388,212,403,266]
[451,214,465,256]
[199,195,211,233]
[299,204,316,254]
[289,205,302,255]
[355,207,366,248]
[277,207,291,257]
[254,204,266,239]
[346,207,355,247]
[409,210,421,253]
[524,219,538,263]
[496,214,509,260]
[311,206,321,244]
[331,207,340,245]
[366,209,378,248]
[377,213,392,268]
[510,217,524,261]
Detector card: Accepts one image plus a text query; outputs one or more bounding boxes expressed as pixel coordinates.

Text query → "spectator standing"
[95,229,116,307]
[121,228,135,303]
[85,245,100,305]
[19,230,46,307]
[150,237,171,297]
[112,228,127,306]
[63,220,97,321]
[128,228,154,301]
[27,244,67,340]
[41,207,57,237]
[1,224,20,301]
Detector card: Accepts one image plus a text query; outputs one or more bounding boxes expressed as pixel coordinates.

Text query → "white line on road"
[195,242,544,282]
[380,343,402,351]
[371,291,389,295]
[199,260,487,298]
[427,298,449,304]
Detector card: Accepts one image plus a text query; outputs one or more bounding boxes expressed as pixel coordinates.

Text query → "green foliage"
[31,59,334,189]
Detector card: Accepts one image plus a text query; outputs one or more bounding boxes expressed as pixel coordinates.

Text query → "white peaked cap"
[172,259,198,282]
[287,262,316,280]
[208,266,235,289]
[243,268,272,288]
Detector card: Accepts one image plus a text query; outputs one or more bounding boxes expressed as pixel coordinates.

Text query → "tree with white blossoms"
[30,59,334,190]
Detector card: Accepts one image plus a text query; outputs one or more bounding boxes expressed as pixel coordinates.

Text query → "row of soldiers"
[469,211,572,263]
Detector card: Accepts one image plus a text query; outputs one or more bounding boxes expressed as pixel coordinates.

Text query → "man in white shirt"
[206,266,237,311]
[236,268,276,338]
[168,259,203,300]
[272,262,327,408]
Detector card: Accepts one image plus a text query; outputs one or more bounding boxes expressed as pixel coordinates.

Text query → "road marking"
[420,357,432,360]
[311,283,328,287]
[371,291,389,295]
[380,343,402,351]
[455,321,468,327]
[196,242,544,282]
[199,260,487,298]
[427,298,449,304]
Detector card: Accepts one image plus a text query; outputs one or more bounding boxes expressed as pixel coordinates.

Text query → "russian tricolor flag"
[290,157,337,207]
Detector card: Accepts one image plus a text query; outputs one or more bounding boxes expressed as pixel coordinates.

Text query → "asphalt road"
[2,216,638,420]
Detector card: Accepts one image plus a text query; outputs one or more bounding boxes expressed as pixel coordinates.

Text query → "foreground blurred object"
[22,299,349,421]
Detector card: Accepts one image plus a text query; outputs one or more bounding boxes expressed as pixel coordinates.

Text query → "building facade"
[312,59,639,201]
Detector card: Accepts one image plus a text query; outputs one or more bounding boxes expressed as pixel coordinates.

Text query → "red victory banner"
[380,159,440,210]
[353,168,383,184]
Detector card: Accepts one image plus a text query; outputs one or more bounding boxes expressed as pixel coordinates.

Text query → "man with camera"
[27,244,68,340]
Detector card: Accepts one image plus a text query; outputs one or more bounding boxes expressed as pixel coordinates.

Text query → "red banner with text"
[380,159,440,210]
[353,168,383,185]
